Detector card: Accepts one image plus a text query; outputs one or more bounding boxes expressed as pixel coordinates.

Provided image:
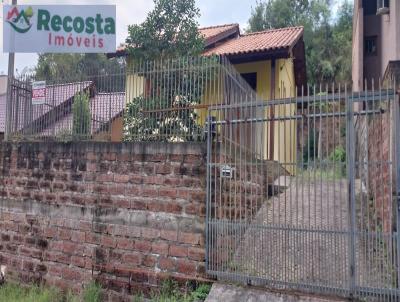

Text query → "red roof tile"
[199,23,239,47]
[109,23,240,57]
[203,26,304,57]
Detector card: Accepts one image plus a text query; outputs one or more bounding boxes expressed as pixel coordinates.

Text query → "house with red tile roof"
[109,24,306,166]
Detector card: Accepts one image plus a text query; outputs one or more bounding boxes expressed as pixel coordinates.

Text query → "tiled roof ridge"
[199,23,239,30]
[242,26,304,37]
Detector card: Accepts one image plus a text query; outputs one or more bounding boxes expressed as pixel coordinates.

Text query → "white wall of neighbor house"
[353,0,400,88]
[380,0,400,76]
[0,76,7,95]
[352,4,364,91]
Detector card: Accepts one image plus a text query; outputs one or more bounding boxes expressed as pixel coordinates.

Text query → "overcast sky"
[0,0,346,75]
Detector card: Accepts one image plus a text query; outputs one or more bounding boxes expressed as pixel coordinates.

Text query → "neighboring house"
[2,80,125,142]
[109,24,307,167]
[352,0,397,233]
[352,0,400,89]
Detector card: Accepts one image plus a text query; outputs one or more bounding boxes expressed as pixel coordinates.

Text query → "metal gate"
[5,77,33,139]
[206,83,400,300]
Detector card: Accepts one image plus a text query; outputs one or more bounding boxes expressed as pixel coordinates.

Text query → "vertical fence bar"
[205,113,213,272]
[346,89,357,297]
[394,92,400,290]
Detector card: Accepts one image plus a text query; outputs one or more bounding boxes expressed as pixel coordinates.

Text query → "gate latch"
[221,165,235,179]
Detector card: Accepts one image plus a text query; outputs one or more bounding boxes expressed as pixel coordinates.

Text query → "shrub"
[72,92,91,140]
[329,145,346,163]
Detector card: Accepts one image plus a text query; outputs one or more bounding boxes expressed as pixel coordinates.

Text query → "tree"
[125,0,204,61]
[72,92,91,140]
[35,53,125,91]
[123,0,207,142]
[247,0,352,84]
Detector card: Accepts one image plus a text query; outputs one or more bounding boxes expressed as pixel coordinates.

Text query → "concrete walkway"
[205,283,347,302]
[231,176,394,293]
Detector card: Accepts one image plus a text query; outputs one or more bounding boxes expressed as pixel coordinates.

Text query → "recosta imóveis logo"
[6,6,34,33]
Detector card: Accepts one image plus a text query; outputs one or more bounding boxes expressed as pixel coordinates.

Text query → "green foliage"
[124,57,218,142]
[82,282,102,302]
[126,0,204,61]
[329,145,346,163]
[0,282,102,302]
[189,284,211,301]
[247,0,353,84]
[148,280,211,302]
[35,54,125,91]
[72,92,91,140]
[0,283,62,302]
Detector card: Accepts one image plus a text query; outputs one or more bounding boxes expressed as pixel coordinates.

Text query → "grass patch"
[0,280,211,302]
[0,283,62,302]
[0,281,102,302]
[134,280,211,302]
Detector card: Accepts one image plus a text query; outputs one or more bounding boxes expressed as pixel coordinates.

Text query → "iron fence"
[4,55,258,143]
[4,54,400,300]
[206,80,400,301]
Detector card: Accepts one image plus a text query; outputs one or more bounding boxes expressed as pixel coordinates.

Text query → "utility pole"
[5,0,17,140]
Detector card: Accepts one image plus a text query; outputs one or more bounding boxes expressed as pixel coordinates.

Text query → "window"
[241,73,257,91]
[377,0,390,15]
[365,36,377,56]
[363,0,377,15]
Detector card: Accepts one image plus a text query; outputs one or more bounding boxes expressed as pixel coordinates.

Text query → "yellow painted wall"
[121,57,297,172]
[273,58,297,174]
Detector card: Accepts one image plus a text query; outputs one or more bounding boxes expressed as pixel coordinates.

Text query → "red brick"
[43,227,57,238]
[147,201,164,212]
[114,174,130,183]
[160,230,178,241]
[62,267,82,281]
[97,173,114,182]
[158,188,177,199]
[71,231,85,243]
[116,238,133,250]
[158,257,175,271]
[58,229,71,240]
[79,221,92,231]
[155,164,172,175]
[169,245,188,258]
[71,256,86,268]
[63,242,84,255]
[176,259,197,275]
[188,247,205,261]
[164,202,182,214]
[122,253,142,265]
[151,242,169,256]
[178,232,203,246]
[48,264,63,276]
[131,200,147,210]
[101,235,116,248]
[142,187,158,197]
[134,240,152,252]
[86,233,100,244]
[141,228,160,240]
[143,255,158,268]
[44,251,70,264]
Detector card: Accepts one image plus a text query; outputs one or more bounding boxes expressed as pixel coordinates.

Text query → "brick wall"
[0,142,208,301]
[366,110,394,234]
